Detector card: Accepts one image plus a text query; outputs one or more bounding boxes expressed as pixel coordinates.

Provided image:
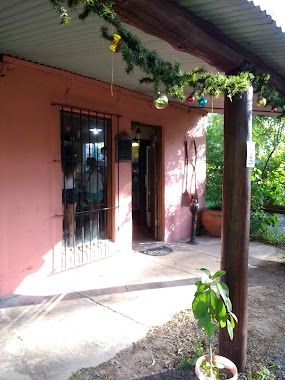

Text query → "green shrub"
[206,114,285,246]
[176,340,204,370]
[247,365,277,380]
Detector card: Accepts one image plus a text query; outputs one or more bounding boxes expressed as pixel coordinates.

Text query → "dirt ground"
[68,253,285,380]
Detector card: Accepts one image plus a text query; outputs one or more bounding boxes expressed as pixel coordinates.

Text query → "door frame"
[131,122,163,241]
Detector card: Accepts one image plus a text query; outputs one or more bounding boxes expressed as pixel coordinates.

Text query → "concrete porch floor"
[0,236,283,380]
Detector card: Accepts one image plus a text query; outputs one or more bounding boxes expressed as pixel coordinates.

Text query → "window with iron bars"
[61,106,111,266]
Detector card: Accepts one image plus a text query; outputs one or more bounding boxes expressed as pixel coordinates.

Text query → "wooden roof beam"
[114,0,285,95]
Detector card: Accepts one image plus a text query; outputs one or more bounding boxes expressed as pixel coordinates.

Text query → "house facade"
[0,56,206,297]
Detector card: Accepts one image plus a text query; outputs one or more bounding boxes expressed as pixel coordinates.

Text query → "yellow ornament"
[109,34,123,53]
[257,97,267,107]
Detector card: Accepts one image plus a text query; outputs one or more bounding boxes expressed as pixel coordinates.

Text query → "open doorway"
[131,122,162,242]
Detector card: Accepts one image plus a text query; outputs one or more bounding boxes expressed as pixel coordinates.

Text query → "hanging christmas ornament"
[257,97,267,107]
[187,95,195,104]
[271,107,278,113]
[198,97,207,107]
[153,93,168,109]
[109,34,123,53]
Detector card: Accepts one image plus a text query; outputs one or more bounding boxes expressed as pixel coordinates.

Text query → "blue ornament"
[198,97,207,107]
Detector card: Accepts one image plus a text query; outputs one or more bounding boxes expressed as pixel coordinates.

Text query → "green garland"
[50,0,285,115]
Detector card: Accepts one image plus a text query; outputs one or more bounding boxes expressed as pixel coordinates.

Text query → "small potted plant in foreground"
[192,268,238,380]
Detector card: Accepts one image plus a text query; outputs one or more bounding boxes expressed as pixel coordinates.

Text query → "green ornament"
[153,93,168,110]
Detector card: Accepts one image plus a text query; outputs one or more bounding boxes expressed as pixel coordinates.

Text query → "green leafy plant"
[177,356,194,370]
[192,268,238,378]
[177,340,204,370]
[247,365,277,380]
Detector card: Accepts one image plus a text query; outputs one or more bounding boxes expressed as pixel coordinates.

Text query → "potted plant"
[192,268,238,380]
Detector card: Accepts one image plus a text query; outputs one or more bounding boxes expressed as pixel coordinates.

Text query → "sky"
[249,0,285,31]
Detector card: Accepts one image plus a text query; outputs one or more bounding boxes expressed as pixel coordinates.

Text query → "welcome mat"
[139,246,173,256]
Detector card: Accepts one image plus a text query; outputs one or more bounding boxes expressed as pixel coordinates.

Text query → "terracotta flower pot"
[195,355,238,380]
[201,209,222,238]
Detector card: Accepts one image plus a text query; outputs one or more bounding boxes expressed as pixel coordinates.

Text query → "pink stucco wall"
[0,56,206,297]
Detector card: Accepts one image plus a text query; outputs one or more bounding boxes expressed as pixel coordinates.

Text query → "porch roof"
[0,0,284,114]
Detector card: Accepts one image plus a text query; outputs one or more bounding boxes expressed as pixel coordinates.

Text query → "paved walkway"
[0,236,282,380]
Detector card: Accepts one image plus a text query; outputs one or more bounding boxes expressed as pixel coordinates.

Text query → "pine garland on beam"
[50,0,285,115]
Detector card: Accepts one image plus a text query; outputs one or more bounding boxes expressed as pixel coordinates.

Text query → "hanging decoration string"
[109,26,115,97]
[111,51,114,96]
[109,32,123,96]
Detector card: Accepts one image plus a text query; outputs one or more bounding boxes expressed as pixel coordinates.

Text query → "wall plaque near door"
[116,132,132,162]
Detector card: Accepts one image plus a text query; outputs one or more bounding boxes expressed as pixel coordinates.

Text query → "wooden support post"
[219,78,253,371]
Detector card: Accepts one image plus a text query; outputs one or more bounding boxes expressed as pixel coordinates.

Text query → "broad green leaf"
[229,314,236,329]
[198,312,211,329]
[229,311,238,324]
[216,281,229,297]
[211,270,226,279]
[195,282,208,295]
[207,288,217,313]
[204,321,218,337]
[199,268,211,278]
[227,319,234,340]
[224,297,232,313]
[192,293,207,319]
[216,282,232,311]
[215,298,227,321]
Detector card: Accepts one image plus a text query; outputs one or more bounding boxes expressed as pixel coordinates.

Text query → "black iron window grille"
[60,106,112,268]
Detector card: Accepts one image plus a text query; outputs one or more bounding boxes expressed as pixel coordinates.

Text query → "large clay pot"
[201,209,222,238]
[195,354,238,380]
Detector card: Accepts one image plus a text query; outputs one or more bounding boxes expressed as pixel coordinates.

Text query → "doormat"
[139,246,173,256]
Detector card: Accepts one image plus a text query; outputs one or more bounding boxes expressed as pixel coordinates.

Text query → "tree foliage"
[205,114,224,208]
[206,114,285,243]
